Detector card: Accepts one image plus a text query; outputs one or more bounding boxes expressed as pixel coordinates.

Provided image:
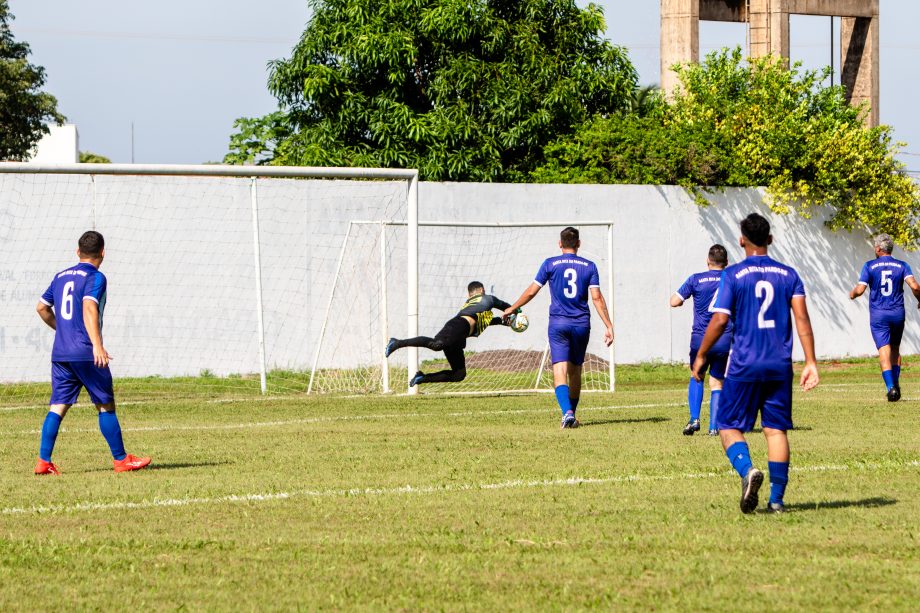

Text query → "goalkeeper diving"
[385,281,522,387]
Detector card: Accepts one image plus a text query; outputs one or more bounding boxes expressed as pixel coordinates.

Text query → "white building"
[30,124,79,163]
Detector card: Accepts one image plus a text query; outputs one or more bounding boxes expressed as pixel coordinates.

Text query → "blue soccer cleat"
[409,371,425,387]
[385,338,398,358]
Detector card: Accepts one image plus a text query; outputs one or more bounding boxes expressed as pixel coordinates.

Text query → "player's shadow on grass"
[749,426,814,432]
[779,497,897,513]
[77,460,231,474]
[580,417,670,427]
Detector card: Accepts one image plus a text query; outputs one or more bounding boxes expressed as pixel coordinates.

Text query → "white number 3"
[563,268,578,298]
[755,280,775,329]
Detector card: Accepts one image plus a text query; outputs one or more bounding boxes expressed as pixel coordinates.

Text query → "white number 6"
[61,281,75,321]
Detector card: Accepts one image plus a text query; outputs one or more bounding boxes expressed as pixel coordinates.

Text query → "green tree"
[534,49,920,248]
[0,0,64,161]
[225,0,637,181]
[79,151,111,164]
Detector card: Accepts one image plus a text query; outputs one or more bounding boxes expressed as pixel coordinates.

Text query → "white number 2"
[880,269,893,296]
[755,280,775,329]
[563,268,578,298]
[61,281,75,320]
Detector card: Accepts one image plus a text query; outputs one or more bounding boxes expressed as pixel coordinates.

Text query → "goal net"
[309,222,615,395]
[0,165,414,407]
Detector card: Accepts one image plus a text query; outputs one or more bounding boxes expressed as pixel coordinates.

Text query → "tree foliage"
[0,0,64,161]
[79,151,111,163]
[225,0,637,180]
[534,48,920,248]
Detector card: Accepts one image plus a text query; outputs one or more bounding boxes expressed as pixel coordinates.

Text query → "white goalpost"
[0,163,615,403]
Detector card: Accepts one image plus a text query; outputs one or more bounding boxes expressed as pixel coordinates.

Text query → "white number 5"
[563,268,578,298]
[755,280,775,329]
[880,270,893,296]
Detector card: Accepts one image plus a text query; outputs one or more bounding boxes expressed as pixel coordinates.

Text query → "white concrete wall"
[29,125,79,164]
[0,176,913,385]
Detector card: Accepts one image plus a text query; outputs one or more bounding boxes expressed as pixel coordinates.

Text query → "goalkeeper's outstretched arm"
[503,283,541,320]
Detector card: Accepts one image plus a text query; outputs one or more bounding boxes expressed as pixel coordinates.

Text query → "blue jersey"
[40,262,108,362]
[676,270,733,351]
[535,253,600,327]
[712,255,805,382]
[858,255,914,321]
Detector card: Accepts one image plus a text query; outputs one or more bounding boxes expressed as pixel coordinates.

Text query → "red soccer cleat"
[34,459,61,476]
[113,454,152,473]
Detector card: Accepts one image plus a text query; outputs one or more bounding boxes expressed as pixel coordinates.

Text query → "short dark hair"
[78,230,105,257]
[560,226,579,249]
[467,281,484,294]
[740,213,771,247]
[708,244,728,267]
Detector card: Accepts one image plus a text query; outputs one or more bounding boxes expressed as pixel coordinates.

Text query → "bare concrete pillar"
[841,15,880,126]
[749,0,790,63]
[660,0,699,93]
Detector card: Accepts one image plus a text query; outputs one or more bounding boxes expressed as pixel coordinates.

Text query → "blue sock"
[768,461,789,505]
[554,385,572,415]
[569,397,580,412]
[39,412,63,462]
[893,365,901,385]
[709,390,721,431]
[688,378,704,421]
[98,411,127,461]
[726,441,753,478]
[882,370,894,391]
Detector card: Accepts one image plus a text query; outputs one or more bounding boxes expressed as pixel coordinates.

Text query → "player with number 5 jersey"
[849,233,920,402]
[504,227,614,429]
[693,214,819,514]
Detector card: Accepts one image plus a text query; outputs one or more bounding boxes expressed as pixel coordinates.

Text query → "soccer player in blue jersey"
[693,214,819,513]
[848,234,920,402]
[671,244,733,436]
[33,231,151,475]
[504,227,614,428]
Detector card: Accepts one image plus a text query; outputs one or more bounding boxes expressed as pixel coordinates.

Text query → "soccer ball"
[510,313,529,333]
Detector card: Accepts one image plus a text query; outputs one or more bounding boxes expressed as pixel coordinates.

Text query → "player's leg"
[414,344,467,384]
[684,349,708,435]
[36,362,82,475]
[548,326,574,424]
[761,378,794,512]
[717,378,765,513]
[889,321,905,400]
[76,362,151,471]
[565,326,590,424]
[871,320,896,397]
[706,352,728,436]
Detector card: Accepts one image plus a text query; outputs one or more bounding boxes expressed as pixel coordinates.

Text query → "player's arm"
[590,287,614,346]
[906,275,920,307]
[791,296,819,391]
[669,294,685,307]
[503,283,541,319]
[492,296,513,312]
[849,283,867,300]
[83,299,111,368]
[36,301,56,330]
[671,277,692,307]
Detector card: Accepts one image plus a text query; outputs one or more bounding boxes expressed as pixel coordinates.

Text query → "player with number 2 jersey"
[693,214,819,514]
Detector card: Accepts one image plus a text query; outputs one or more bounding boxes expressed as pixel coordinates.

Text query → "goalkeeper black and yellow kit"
[386,293,513,384]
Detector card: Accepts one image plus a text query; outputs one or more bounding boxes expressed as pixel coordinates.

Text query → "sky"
[9,1,920,170]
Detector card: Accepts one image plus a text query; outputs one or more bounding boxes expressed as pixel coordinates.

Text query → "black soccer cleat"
[739,467,764,514]
[767,502,786,514]
[409,371,424,387]
[887,385,901,402]
[682,419,701,436]
[708,429,719,437]
[385,338,398,358]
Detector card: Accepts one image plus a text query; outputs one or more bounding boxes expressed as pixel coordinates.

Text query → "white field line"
[3,402,685,436]
[4,460,918,516]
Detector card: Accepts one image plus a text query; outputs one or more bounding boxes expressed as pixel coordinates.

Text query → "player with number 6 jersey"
[504,227,614,428]
[693,214,819,514]
[849,233,920,402]
[33,231,151,475]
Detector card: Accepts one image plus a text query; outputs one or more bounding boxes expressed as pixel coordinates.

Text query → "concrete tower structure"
[660,0,879,126]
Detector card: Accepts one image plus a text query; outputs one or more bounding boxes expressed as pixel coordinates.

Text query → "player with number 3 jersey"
[693,214,819,514]
[504,227,614,429]
[849,233,920,402]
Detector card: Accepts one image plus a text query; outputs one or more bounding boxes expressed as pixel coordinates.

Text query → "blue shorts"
[548,324,591,365]
[50,361,115,406]
[717,377,793,431]
[870,318,904,350]
[689,347,729,381]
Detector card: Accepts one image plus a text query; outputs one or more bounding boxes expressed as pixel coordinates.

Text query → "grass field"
[1,359,918,611]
